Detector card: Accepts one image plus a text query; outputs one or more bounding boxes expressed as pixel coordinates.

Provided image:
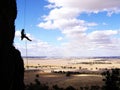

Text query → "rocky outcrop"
[0,0,25,90]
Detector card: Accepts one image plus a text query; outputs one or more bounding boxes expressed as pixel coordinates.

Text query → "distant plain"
[24,57,120,89]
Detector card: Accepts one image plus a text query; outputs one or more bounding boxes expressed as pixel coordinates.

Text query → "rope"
[23,0,26,29]
[23,0,28,69]
[25,40,28,69]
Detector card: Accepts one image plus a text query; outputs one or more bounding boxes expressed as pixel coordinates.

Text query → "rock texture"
[0,0,25,90]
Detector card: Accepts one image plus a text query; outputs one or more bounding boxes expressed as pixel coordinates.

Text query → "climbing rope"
[23,0,29,70]
[23,0,26,29]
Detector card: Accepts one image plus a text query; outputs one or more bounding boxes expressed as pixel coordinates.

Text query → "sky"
[14,0,120,57]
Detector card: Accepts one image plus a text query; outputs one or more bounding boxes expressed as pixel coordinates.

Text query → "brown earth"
[24,71,104,90]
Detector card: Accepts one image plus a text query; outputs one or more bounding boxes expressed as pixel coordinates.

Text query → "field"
[23,57,120,89]
[24,71,104,89]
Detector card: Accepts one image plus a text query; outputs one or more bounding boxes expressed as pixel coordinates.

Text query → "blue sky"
[14,0,120,57]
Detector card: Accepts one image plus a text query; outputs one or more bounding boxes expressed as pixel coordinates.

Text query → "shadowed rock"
[0,0,25,90]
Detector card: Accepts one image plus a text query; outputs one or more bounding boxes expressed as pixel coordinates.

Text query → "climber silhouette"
[21,29,32,41]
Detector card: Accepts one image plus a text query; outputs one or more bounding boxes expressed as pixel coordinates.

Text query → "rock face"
[0,0,25,90]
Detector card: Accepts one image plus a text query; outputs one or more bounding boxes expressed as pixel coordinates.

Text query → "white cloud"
[87,30,119,45]
[14,30,64,56]
[38,0,120,31]
[59,30,120,56]
[25,0,120,56]
[46,0,120,15]
[102,22,108,26]
[15,29,120,56]
[36,0,120,56]
[15,30,21,37]
[57,37,63,41]
[15,38,62,56]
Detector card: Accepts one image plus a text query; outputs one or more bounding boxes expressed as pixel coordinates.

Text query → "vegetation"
[102,68,120,90]
[24,68,120,90]
[25,80,102,90]
[25,73,102,90]
[25,80,49,90]
[25,75,77,90]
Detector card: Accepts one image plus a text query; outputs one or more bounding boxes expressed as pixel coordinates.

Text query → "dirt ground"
[24,71,104,90]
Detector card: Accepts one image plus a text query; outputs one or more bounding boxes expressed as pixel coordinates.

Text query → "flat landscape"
[23,57,120,90]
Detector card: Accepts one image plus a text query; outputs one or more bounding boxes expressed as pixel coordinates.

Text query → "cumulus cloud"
[26,0,120,56]
[15,30,64,56]
[45,0,120,16]
[15,31,21,37]
[57,37,63,41]
[36,0,120,56]
[88,30,118,44]
[60,29,120,56]
[38,0,120,32]
[15,38,62,56]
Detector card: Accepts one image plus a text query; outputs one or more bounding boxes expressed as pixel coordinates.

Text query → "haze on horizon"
[15,0,120,57]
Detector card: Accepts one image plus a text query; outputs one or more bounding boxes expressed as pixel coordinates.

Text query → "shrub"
[102,68,120,90]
